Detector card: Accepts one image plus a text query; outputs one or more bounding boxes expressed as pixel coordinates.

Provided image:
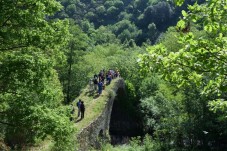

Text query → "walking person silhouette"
[80,101,85,119]
[76,99,82,118]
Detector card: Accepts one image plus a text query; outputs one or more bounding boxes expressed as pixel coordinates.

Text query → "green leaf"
[182,10,187,17]
[174,0,185,6]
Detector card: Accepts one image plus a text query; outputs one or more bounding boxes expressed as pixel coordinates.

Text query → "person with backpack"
[76,99,82,117]
[80,101,85,119]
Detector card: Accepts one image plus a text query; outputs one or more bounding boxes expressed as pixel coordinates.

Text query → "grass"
[72,78,120,135]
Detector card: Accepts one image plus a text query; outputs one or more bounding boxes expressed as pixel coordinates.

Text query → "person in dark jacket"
[80,101,85,119]
[98,81,103,95]
[76,99,81,117]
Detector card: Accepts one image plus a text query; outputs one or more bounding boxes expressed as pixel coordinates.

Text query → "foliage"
[111,19,142,43]
[73,43,143,79]
[139,78,185,137]
[98,134,162,151]
[90,26,120,45]
[57,23,91,103]
[139,0,227,114]
[0,0,69,53]
[56,0,199,45]
[0,0,75,149]
[1,0,225,151]
[138,74,227,150]
[138,75,160,98]
[138,0,227,150]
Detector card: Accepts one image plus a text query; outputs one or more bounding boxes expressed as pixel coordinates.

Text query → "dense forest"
[0,0,226,150]
[55,0,205,45]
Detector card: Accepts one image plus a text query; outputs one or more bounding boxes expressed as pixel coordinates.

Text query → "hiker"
[93,76,98,90]
[106,72,109,84]
[108,72,112,84]
[98,69,105,83]
[76,99,82,117]
[106,72,111,85]
[98,70,103,82]
[80,101,85,119]
[101,74,105,83]
[98,81,103,95]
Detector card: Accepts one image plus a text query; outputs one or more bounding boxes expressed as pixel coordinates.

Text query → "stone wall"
[77,78,125,151]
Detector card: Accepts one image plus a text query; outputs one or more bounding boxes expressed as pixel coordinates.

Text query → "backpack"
[77,101,80,107]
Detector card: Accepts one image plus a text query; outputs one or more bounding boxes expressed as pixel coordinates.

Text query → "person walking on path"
[93,76,98,91]
[76,99,82,117]
[80,101,85,119]
[98,81,103,95]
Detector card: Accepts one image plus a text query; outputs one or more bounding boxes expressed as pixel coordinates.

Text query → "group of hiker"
[90,69,120,95]
[71,69,120,121]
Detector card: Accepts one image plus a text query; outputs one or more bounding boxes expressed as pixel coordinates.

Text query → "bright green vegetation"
[0,0,226,150]
[0,0,74,150]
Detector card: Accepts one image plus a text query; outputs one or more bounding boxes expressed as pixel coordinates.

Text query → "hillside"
[55,0,205,45]
[0,0,226,150]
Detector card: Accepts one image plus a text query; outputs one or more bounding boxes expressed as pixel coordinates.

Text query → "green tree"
[138,0,227,150]
[0,0,69,52]
[139,78,186,149]
[0,0,74,149]
[90,26,119,45]
[58,23,91,102]
[66,4,76,16]
[112,20,142,43]
[96,6,106,15]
